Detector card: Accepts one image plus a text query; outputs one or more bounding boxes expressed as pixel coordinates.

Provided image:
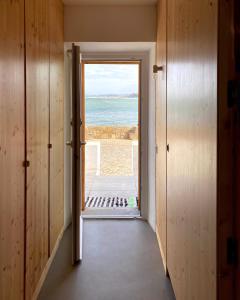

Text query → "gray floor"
[38,220,175,300]
[82,208,140,217]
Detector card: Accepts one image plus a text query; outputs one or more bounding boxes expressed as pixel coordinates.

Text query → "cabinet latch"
[23,160,30,168]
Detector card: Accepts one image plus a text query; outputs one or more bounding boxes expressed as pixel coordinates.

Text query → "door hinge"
[22,160,30,168]
[167,144,170,152]
[228,80,240,112]
[227,237,238,265]
[48,143,52,149]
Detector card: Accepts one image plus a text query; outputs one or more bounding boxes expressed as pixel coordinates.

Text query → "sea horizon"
[85,95,138,126]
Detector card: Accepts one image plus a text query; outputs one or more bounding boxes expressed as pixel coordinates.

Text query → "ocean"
[85,96,138,126]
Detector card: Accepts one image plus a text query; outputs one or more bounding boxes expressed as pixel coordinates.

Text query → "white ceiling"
[63,0,157,5]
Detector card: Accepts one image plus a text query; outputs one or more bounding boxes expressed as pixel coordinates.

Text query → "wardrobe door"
[25,0,49,299]
[0,1,25,299]
[167,1,217,299]
[49,0,64,254]
[155,0,167,271]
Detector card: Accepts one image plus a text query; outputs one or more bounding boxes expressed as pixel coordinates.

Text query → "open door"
[68,43,84,264]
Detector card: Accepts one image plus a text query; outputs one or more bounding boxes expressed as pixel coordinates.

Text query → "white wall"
[64,5,157,42]
[148,46,156,230]
[64,47,72,229]
[64,42,156,231]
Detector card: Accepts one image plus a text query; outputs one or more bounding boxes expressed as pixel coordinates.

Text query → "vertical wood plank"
[167,1,218,299]
[49,0,64,254]
[217,0,235,299]
[0,1,25,299]
[25,0,50,298]
[233,0,240,298]
[155,0,167,272]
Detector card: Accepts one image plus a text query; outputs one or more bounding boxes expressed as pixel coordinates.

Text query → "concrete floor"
[82,208,140,217]
[38,220,175,300]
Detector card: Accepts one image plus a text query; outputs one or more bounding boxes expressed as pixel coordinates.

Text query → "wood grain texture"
[49,0,64,254]
[167,1,218,299]
[233,0,240,298]
[155,0,167,273]
[32,227,64,300]
[0,1,25,299]
[25,0,50,298]
[217,0,235,299]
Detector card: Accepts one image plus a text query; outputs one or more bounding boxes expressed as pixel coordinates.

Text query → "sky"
[85,64,139,96]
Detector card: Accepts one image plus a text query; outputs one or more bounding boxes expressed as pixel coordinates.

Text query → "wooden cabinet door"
[0,1,25,299]
[49,0,64,255]
[155,0,167,272]
[167,1,218,299]
[25,0,50,298]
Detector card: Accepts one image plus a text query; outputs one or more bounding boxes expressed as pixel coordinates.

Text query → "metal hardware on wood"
[167,144,170,152]
[23,160,30,168]
[66,141,73,147]
[153,65,163,73]
[80,141,87,146]
[227,237,238,265]
[48,143,52,149]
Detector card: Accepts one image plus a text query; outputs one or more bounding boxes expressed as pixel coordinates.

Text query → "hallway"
[38,220,175,300]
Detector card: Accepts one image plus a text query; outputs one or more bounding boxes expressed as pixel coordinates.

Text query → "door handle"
[66,141,72,147]
[153,65,163,73]
[66,141,86,147]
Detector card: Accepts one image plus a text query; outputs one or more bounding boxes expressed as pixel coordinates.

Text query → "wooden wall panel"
[0,1,25,299]
[155,0,167,271]
[25,0,50,298]
[217,0,235,299]
[167,1,218,299]
[49,0,64,254]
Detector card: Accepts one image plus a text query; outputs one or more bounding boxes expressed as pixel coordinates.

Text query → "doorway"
[81,61,141,217]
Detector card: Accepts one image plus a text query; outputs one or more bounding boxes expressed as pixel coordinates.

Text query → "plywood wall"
[25,0,50,298]
[0,1,25,299]
[155,0,167,271]
[217,0,236,298]
[166,1,218,299]
[0,1,64,299]
[49,0,64,254]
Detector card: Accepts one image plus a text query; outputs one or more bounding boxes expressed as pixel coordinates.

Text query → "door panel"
[49,0,64,254]
[155,0,167,272]
[71,44,82,264]
[0,1,25,299]
[25,0,49,298]
[167,1,217,299]
[234,0,240,298]
[218,0,235,298]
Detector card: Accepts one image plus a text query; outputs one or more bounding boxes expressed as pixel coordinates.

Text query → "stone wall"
[86,126,138,140]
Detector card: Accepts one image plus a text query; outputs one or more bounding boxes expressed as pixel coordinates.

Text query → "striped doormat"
[85,196,138,209]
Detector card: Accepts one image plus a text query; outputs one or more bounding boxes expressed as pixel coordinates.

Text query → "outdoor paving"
[86,175,138,197]
[84,140,139,215]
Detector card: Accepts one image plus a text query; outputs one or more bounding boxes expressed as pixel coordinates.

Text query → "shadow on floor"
[38,220,175,300]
